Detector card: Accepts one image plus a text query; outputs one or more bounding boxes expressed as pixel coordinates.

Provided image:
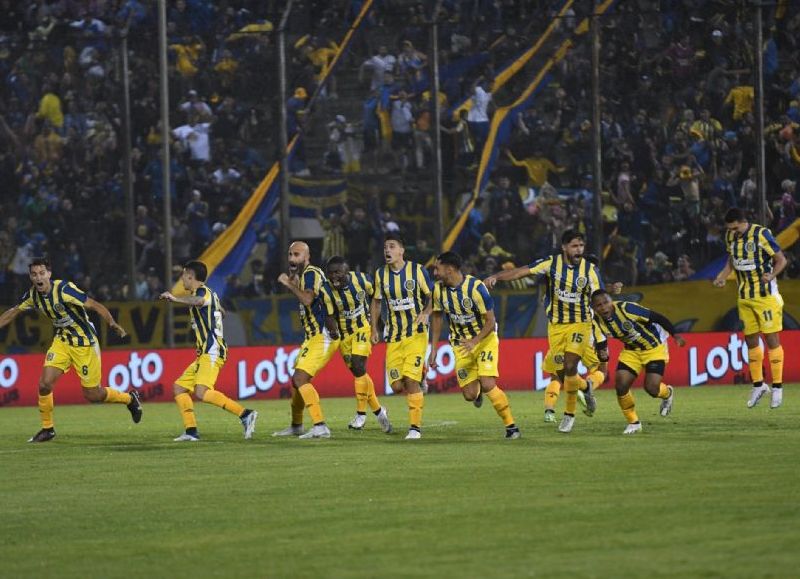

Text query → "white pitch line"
[423,420,459,428]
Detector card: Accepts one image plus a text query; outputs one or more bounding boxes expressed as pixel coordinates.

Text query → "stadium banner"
[1,331,797,407]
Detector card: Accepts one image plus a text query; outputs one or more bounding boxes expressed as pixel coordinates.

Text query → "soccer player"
[320,256,392,432]
[713,208,787,409]
[370,232,432,440]
[590,289,685,434]
[0,257,141,443]
[160,261,258,441]
[423,251,520,438]
[485,230,601,434]
[273,241,338,439]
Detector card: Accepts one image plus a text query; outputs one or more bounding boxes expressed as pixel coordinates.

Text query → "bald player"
[274,242,340,439]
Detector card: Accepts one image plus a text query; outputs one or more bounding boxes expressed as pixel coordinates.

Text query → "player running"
[713,208,787,409]
[320,256,392,433]
[0,257,140,442]
[160,261,258,441]
[590,289,685,434]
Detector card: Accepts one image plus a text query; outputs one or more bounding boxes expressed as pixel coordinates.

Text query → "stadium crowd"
[2,0,800,304]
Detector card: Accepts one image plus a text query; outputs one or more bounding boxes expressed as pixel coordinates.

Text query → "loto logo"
[0,358,19,389]
[238,347,300,399]
[688,333,759,386]
[108,352,164,392]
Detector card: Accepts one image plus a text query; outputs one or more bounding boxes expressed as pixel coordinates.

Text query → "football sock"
[354,375,370,413]
[103,388,132,404]
[748,345,764,384]
[768,345,784,385]
[617,392,639,424]
[564,374,585,415]
[298,383,325,424]
[657,383,671,399]
[202,390,245,417]
[587,369,605,388]
[38,393,54,428]
[487,386,515,427]
[407,391,424,429]
[291,387,305,425]
[364,374,382,412]
[175,392,197,429]
[544,379,561,411]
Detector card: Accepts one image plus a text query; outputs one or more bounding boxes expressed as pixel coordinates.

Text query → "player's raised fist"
[712,277,726,288]
[484,275,498,289]
[159,291,176,302]
[277,273,291,287]
[111,323,128,339]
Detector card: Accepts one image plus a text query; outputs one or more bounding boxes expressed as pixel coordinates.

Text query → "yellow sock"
[291,387,305,425]
[202,390,245,417]
[586,369,605,389]
[175,392,197,429]
[748,345,764,383]
[407,391,424,428]
[768,345,784,384]
[617,392,639,423]
[544,380,561,411]
[364,374,382,412]
[39,393,54,428]
[657,383,671,399]
[103,388,131,404]
[564,374,585,414]
[299,383,325,424]
[354,375,370,413]
[487,386,515,427]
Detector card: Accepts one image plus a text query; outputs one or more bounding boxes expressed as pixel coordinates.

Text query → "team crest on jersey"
[46,352,55,362]
[462,297,473,309]
[404,279,416,291]
[457,368,468,380]
[745,241,756,253]
[576,276,587,289]
[389,369,400,381]
[554,354,564,364]
[54,303,65,313]
[622,321,634,332]
[357,290,366,302]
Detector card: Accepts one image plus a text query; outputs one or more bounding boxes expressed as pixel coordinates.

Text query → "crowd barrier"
[1,331,796,407]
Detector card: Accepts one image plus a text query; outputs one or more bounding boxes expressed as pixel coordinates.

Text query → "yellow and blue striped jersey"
[298,265,331,339]
[17,280,97,346]
[320,271,373,336]
[432,275,495,343]
[528,254,603,324]
[592,301,667,351]
[373,261,432,342]
[725,224,781,299]
[190,285,227,360]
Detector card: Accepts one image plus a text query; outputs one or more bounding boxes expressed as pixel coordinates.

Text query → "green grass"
[1,386,799,579]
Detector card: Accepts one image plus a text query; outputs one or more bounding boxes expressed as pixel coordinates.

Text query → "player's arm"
[428,310,443,369]
[85,298,127,338]
[369,297,383,344]
[647,309,686,347]
[765,251,787,282]
[277,272,316,306]
[595,339,610,363]
[159,292,206,307]
[460,284,496,353]
[760,228,787,282]
[320,286,339,340]
[0,306,23,329]
[713,256,734,287]
[484,261,542,289]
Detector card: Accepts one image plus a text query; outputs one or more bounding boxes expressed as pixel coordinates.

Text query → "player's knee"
[83,387,105,403]
[615,384,629,396]
[38,381,53,396]
[643,384,660,398]
[350,359,367,377]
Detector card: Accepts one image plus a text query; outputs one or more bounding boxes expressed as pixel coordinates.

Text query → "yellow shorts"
[547,321,592,361]
[617,343,669,376]
[175,353,225,392]
[454,332,499,387]
[738,294,783,336]
[44,339,101,388]
[386,332,428,384]
[543,345,600,375]
[295,333,339,377]
[339,326,372,367]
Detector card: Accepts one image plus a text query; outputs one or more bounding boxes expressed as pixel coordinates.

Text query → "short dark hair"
[325,255,347,270]
[561,229,585,245]
[29,257,51,271]
[183,260,208,282]
[384,232,405,247]
[591,288,610,302]
[436,251,463,269]
[724,208,746,223]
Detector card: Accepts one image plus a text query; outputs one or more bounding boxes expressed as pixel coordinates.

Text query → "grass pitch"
[1,386,799,579]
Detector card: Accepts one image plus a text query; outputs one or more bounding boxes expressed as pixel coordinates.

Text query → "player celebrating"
[486,230,601,434]
[273,241,338,439]
[590,289,685,434]
[713,208,787,409]
[160,261,258,441]
[320,256,392,433]
[423,251,520,439]
[0,257,140,443]
[370,232,432,440]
